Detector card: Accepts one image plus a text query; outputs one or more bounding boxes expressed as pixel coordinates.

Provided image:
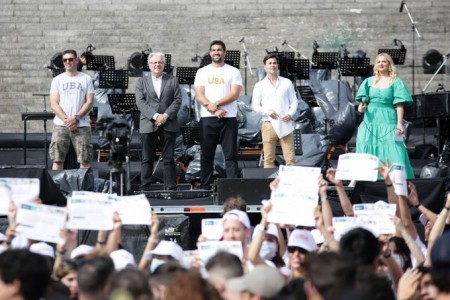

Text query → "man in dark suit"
[135,52,182,191]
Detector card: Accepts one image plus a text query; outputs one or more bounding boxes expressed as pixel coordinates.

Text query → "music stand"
[338,57,371,77]
[176,67,199,119]
[200,51,241,69]
[378,48,407,65]
[86,55,115,71]
[99,70,129,89]
[284,59,310,81]
[142,54,173,73]
[181,125,200,147]
[297,86,318,107]
[107,93,139,130]
[311,52,339,69]
[224,50,241,69]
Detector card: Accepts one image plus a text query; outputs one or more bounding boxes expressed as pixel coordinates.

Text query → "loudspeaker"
[242,168,278,179]
[351,178,445,220]
[0,166,66,206]
[217,178,274,205]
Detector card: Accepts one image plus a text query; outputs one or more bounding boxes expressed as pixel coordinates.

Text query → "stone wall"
[1,0,449,132]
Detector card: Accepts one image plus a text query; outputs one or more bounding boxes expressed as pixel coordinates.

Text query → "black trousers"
[140,129,177,190]
[199,117,239,189]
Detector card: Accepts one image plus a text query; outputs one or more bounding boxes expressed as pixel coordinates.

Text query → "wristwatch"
[214,100,220,107]
[75,114,81,122]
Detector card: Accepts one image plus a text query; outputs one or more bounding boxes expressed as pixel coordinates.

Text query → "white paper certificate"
[267,166,321,226]
[113,194,151,225]
[335,153,380,181]
[16,202,67,244]
[353,202,397,234]
[0,182,11,216]
[197,241,243,263]
[269,117,295,139]
[0,178,40,205]
[66,191,114,230]
[389,163,408,196]
[201,218,223,241]
[333,216,379,240]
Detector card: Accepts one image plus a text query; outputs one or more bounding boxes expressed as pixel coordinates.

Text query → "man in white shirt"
[49,50,94,170]
[252,53,298,168]
[194,40,242,189]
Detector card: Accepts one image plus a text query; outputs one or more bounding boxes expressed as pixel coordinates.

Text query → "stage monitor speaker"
[351,178,445,220]
[0,166,66,206]
[242,168,278,179]
[217,178,274,205]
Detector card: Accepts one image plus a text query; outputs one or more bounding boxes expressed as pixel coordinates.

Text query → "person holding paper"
[355,53,414,178]
[252,53,298,168]
[136,52,182,191]
[194,40,242,190]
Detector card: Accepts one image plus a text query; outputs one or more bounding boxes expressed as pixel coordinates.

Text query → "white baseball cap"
[222,209,251,229]
[110,249,136,271]
[288,229,318,252]
[70,244,94,259]
[29,242,55,258]
[148,240,183,262]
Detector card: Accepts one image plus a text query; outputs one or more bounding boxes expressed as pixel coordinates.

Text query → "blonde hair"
[373,53,397,84]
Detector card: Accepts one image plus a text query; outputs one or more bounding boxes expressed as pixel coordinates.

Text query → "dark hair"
[222,196,247,215]
[54,259,78,280]
[210,40,226,51]
[149,260,186,285]
[274,278,307,300]
[0,249,51,300]
[62,49,77,58]
[339,228,380,267]
[303,252,356,299]
[389,236,412,271]
[77,256,115,295]
[165,269,222,300]
[205,251,244,279]
[263,53,279,64]
[109,268,152,299]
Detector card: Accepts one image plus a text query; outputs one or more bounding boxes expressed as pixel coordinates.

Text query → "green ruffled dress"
[355,76,415,179]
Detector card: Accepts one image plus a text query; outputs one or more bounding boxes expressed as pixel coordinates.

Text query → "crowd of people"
[35,39,450,300]
[1,164,450,300]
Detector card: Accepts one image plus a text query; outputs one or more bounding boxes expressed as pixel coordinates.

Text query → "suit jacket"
[135,73,182,134]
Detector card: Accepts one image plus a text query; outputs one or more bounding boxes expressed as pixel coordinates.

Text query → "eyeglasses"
[287,246,309,254]
[149,61,164,65]
[63,58,75,63]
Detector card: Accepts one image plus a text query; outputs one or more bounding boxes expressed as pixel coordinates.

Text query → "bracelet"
[96,240,106,245]
[255,224,266,232]
[414,203,421,209]
[386,183,393,187]
[383,252,391,258]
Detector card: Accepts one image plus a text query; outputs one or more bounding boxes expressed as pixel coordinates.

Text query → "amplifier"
[138,190,213,200]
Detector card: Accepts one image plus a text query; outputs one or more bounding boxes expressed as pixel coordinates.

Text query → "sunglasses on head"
[63,58,75,62]
[287,246,309,254]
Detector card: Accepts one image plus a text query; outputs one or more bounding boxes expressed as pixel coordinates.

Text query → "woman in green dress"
[355,53,414,179]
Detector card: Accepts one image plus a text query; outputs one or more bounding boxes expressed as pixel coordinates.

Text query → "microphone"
[239,37,245,43]
[282,40,287,46]
[399,0,404,12]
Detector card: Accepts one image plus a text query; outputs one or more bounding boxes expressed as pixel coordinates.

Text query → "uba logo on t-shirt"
[208,76,225,85]
[62,82,83,91]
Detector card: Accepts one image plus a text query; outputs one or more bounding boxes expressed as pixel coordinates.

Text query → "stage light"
[127,52,144,77]
[423,49,445,74]
[44,52,65,77]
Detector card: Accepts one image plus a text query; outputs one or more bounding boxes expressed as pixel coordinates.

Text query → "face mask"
[150,258,166,273]
[260,241,277,260]
[392,253,405,270]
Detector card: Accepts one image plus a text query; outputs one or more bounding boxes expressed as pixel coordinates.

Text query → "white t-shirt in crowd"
[194,64,242,118]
